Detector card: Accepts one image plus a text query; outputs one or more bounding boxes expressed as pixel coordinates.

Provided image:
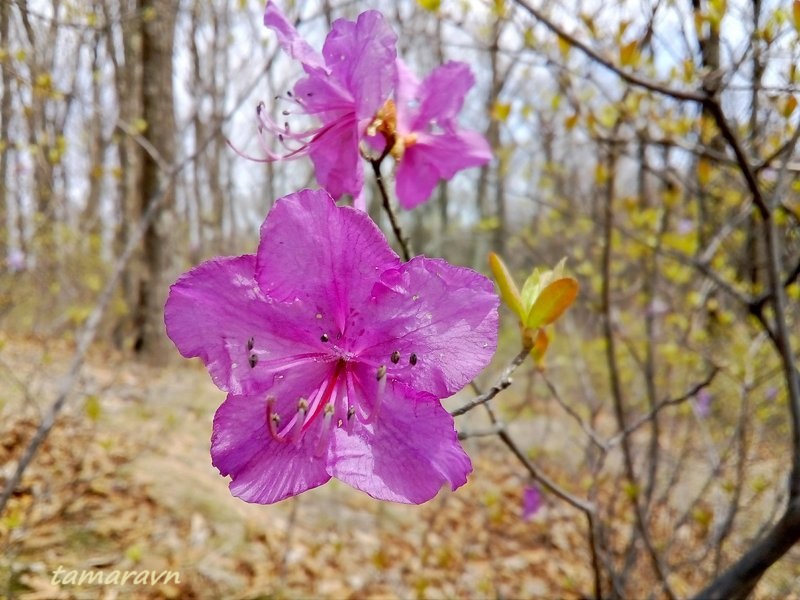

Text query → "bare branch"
[451,347,529,417]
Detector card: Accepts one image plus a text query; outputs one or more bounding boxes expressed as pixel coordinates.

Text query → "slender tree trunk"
[83,19,105,239]
[745,0,764,289]
[0,0,11,260]
[131,0,177,355]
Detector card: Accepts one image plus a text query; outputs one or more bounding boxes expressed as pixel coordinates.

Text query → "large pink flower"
[259,2,397,201]
[164,189,498,504]
[393,60,492,209]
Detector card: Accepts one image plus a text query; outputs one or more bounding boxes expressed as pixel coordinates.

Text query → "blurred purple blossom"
[522,484,543,520]
[5,248,26,273]
[694,389,713,419]
[391,60,491,209]
[645,297,669,318]
[676,219,695,235]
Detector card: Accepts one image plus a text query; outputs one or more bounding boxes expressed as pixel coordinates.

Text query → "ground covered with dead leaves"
[1,336,799,599]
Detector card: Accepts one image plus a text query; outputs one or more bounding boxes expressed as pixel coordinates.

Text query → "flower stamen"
[365,366,387,424]
[314,403,336,457]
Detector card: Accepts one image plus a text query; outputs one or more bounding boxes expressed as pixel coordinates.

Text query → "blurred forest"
[1,0,800,598]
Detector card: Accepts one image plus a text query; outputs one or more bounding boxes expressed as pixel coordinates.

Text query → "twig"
[606,368,719,448]
[511,0,704,103]
[370,158,411,261]
[539,371,606,452]
[478,399,602,598]
[458,424,504,440]
[451,347,529,416]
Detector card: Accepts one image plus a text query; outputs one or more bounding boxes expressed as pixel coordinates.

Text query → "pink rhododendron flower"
[164,189,498,504]
[258,2,397,201]
[391,59,492,209]
[255,3,490,210]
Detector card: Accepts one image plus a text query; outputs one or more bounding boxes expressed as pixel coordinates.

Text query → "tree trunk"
[131,0,177,355]
[0,0,11,261]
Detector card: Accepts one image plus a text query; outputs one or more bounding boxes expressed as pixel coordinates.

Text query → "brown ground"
[1,336,798,599]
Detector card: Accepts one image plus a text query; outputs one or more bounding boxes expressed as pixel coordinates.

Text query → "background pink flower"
[393,59,492,209]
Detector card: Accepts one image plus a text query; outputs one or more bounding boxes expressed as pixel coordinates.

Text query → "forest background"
[1,0,800,598]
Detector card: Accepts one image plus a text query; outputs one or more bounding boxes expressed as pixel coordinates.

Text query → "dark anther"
[278,134,284,143]
[282,110,290,116]
[320,333,329,342]
[347,406,355,420]
[249,354,258,368]
[409,353,418,366]
[391,350,400,364]
[376,365,387,380]
[247,337,255,351]
[307,92,313,96]
[287,90,293,97]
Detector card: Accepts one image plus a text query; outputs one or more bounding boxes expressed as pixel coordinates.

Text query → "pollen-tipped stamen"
[266,395,282,440]
[289,398,309,443]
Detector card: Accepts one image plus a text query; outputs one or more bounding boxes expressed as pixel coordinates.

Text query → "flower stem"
[370,158,411,261]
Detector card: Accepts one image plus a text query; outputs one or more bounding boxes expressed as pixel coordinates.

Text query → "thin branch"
[511,0,705,103]
[370,158,411,261]
[479,399,602,599]
[539,371,606,451]
[479,400,595,514]
[458,424,504,440]
[606,368,719,448]
[451,347,529,417]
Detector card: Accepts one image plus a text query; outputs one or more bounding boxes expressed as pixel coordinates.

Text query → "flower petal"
[396,129,491,209]
[306,116,363,200]
[164,255,331,395]
[256,189,400,334]
[329,372,472,504]
[395,59,421,132]
[212,388,333,505]
[414,61,475,127]
[294,73,353,122]
[354,256,498,397]
[264,1,326,72]
[322,10,397,120]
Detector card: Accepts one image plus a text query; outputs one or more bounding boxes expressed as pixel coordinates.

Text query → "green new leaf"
[525,277,579,329]
[489,252,524,320]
